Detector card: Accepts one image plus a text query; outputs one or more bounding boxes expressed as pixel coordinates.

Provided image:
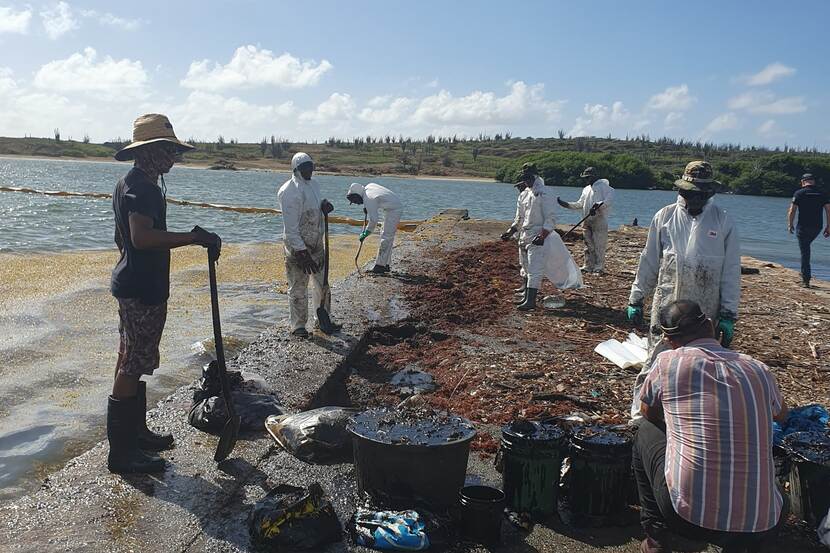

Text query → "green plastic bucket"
[498,420,568,517]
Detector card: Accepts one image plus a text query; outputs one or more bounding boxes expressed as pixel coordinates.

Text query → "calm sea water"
[0,156,826,279]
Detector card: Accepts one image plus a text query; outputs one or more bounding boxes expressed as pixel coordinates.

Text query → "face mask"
[679,190,711,215]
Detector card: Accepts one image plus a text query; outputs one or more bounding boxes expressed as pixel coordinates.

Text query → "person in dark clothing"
[108,114,221,474]
[788,173,829,287]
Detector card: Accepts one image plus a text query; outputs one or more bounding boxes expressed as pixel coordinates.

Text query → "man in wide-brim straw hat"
[625,160,740,422]
[108,113,221,473]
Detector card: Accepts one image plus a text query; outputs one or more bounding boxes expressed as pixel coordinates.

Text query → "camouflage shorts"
[116,298,167,377]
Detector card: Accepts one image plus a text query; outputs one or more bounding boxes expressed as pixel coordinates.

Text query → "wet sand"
[0,236,381,500]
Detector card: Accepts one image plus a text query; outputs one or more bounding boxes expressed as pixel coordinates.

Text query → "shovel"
[561,201,604,240]
[207,245,241,463]
[315,213,337,334]
[354,208,368,276]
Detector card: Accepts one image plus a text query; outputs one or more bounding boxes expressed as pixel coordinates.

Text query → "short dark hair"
[659,300,710,340]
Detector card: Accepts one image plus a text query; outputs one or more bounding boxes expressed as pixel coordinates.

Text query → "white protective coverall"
[564,179,615,272]
[628,196,741,419]
[348,182,403,267]
[517,177,583,290]
[277,153,330,331]
[511,186,532,280]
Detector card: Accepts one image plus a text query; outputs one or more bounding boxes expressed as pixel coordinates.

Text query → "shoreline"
[0,153,495,183]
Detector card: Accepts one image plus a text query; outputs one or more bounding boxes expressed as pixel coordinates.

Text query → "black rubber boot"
[136,381,174,451]
[107,396,165,474]
[517,288,538,311]
[292,328,310,338]
[513,277,527,293]
[370,264,389,274]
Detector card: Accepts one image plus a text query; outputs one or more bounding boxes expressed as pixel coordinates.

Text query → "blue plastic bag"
[773,404,829,445]
[349,508,429,551]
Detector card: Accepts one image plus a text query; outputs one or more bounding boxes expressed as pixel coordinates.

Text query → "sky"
[0,0,828,148]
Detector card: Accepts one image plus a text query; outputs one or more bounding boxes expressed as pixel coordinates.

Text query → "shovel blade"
[214,414,241,463]
[316,306,336,335]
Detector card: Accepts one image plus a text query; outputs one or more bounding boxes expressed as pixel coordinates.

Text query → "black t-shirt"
[792,185,829,229]
[110,168,170,304]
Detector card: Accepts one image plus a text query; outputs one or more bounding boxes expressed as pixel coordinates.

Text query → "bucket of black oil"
[348,407,476,511]
[498,419,568,518]
[565,424,633,526]
[458,485,505,544]
[783,430,830,527]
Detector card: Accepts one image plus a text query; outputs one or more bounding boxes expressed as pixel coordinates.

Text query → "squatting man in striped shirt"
[634,300,789,553]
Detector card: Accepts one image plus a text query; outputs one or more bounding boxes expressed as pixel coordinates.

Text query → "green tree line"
[496,152,830,197]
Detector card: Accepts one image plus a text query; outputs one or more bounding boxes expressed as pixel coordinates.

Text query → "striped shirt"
[640,338,783,533]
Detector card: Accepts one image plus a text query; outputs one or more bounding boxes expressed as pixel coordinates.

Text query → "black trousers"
[632,419,783,550]
[797,226,821,283]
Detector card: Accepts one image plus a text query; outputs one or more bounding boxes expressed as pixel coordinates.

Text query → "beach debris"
[594,333,648,369]
[348,509,429,551]
[265,407,357,464]
[249,483,342,550]
[390,367,436,396]
[773,404,829,446]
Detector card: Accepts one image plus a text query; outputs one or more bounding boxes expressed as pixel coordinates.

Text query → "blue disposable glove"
[717,318,735,347]
[626,305,643,325]
[359,229,371,242]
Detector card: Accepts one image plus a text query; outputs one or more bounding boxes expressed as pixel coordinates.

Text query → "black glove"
[321,199,334,215]
[557,197,569,208]
[589,202,601,216]
[191,226,222,259]
[531,234,546,246]
[295,249,320,274]
[500,227,516,241]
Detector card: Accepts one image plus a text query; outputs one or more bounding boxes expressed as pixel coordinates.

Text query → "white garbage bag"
[542,232,583,290]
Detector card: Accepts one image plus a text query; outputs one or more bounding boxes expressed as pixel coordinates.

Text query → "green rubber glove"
[626,305,643,325]
[359,229,371,242]
[717,318,735,347]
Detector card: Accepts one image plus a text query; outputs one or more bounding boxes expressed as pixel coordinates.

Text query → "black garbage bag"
[249,482,342,550]
[188,361,282,432]
[265,407,358,463]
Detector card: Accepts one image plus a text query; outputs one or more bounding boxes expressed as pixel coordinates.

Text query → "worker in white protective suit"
[277,152,337,338]
[626,161,740,420]
[346,182,403,274]
[504,163,583,311]
[501,171,533,299]
[558,167,615,273]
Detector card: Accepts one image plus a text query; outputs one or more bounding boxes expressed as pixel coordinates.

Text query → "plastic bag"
[349,508,429,551]
[188,361,282,432]
[265,407,358,463]
[249,483,342,550]
[189,391,282,432]
[773,404,829,445]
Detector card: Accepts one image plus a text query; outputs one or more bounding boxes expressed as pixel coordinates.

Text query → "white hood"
[348,182,365,197]
[291,152,313,171]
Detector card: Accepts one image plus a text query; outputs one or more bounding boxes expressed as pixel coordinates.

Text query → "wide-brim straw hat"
[674,160,721,192]
[114,114,194,161]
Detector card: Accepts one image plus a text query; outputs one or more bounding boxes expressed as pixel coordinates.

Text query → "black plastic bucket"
[499,419,568,517]
[566,425,634,525]
[784,431,830,527]
[348,408,477,510]
[459,485,505,544]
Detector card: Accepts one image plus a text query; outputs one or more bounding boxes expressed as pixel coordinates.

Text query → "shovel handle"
[207,252,236,419]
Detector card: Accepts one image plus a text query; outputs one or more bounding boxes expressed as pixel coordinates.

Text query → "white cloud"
[169,91,295,139]
[703,112,739,134]
[0,67,17,96]
[33,47,148,100]
[181,46,332,91]
[40,1,78,39]
[359,96,414,125]
[80,9,142,31]
[0,6,32,34]
[299,92,356,125]
[569,101,629,136]
[664,112,684,130]
[411,81,563,126]
[646,84,696,111]
[744,62,796,86]
[728,90,806,115]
